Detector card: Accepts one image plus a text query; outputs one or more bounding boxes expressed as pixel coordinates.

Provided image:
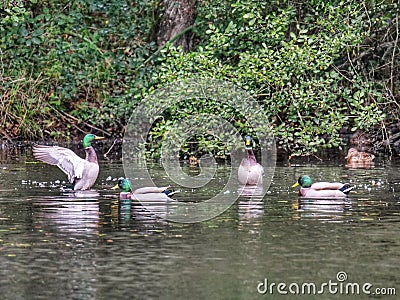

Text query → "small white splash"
[106,176,112,181]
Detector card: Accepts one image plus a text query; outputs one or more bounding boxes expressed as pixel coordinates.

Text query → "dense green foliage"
[1,0,399,157]
[1,0,158,138]
[155,0,399,156]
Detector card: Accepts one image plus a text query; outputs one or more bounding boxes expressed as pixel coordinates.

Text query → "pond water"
[0,146,399,299]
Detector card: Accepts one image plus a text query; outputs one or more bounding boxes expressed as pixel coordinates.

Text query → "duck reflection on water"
[237,184,264,198]
[292,198,353,222]
[32,196,100,237]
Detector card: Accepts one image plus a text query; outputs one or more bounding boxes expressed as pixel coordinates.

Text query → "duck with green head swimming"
[111,178,178,200]
[292,175,354,198]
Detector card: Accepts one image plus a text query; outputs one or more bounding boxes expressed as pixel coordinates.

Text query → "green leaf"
[243,13,255,19]
[32,37,41,44]
[19,26,28,37]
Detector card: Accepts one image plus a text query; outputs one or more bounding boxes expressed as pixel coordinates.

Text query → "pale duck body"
[238,136,264,186]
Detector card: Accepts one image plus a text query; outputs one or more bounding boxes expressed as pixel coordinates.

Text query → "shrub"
[152,0,395,156]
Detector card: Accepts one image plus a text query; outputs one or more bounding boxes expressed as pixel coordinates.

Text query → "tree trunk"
[156,0,197,52]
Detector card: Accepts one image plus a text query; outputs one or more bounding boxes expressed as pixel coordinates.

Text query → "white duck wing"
[133,186,170,194]
[131,193,177,202]
[33,145,86,183]
[311,182,344,190]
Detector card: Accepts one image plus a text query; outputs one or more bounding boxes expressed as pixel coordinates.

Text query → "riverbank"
[1,130,399,165]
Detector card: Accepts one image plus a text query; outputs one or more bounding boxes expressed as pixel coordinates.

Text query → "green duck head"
[112,178,132,192]
[244,135,255,149]
[292,175,312,188]
[83,133,104,148]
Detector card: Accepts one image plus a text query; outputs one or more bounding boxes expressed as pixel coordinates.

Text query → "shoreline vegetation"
[1,132,398,164]
[1,0,399,158]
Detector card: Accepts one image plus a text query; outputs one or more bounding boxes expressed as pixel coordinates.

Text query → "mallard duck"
[238,136,264,185]
[33,134,104,190]
[189,156,199,166]
[292,175,354,198]
[345,147,375,164]
[111,178,178,200]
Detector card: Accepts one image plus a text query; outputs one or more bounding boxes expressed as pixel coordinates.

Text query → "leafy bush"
[152,0,396,156]
[1,0,398,157]
[1,0,159,138]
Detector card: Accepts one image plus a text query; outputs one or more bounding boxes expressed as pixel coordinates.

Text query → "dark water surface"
[0,147,399,299]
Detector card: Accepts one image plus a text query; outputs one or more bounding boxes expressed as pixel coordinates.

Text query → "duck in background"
[111,177,178,200]
[33,133,104,190]
[188,156,200,166]
[345,147,375,166]
[292,175,354,198]
[238,136,264,185]
[346,130,375,167]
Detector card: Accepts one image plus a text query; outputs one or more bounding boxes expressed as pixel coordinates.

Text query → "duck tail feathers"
[339,184,354,194]
[162,189,180,197]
